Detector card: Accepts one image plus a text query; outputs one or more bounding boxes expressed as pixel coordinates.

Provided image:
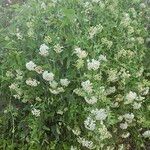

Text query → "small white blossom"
[89,24,103,39]
[91,108,107,121]
[42,71,54,81]
[26,61,36,71]
[49,87,64,95]
[54,44,63,53]
[26,78,39,87]
[121,132,130,138]
[99,54,107,62]
[140,3,146,9]
[35,66,43,74]
[31,108,40,117]
[13,94,21,99]
[60,79,70,87]
[141,87,149,95]
[142,130,150,138]
[87,59,100,70]
[84,96,97,104]
[72,127,81,136]
[106,86,116,95]
[74,47,88,59]
[133,102,142,109]
[39,44,49,56]
[123,113,134,123]
[70,146,77,150]
[84,117,96,131]
[120,122,128,129]
[49,80,58,89]
[125,91,137,104]
[6,71,14,78]
[81,80,93,93]
[78,137,94,149]
[9,83,18,90]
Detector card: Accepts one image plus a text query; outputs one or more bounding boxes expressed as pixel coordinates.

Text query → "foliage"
[0,0,150,149]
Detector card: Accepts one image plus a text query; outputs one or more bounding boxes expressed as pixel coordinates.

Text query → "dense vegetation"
[0,0,150,149]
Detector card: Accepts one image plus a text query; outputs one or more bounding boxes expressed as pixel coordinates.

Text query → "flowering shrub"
[0,0,150,149]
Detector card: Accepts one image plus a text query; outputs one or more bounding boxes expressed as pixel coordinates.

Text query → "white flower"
[141,87,149,95]
[84,117,96,131]
[49,80,58,88]
[54,44,63,53]
[26,78,39,87]
[78,137,94,149]
[9,83,18,90]
[6,71,14,78]
[60,79,70,87]
[91,109,107,121]
[81,80,93,93]
[72,127,81,136]
[41,2,46,9]
[74,47,88,59]
[42,71,54,81]
[49,87,64,95]
[84,96,97,104]
[89,24,103,39]
[121,132,130,138]
[125,91,137,104]
[99,54,107,61]
[26,61,36,71]
[70,146,77,150]
[13,94,21,99]
[140,3,146,9]
[35,66,43,74]
[36,97,42,102]
[87,59,100,70]
[120,122,128,129]
[31,108,40,117]
[106,86,116,95]
[39,44,49,56]
[142,130,150,138]
[123,113,134,123]
[133,102,141,109]
[108,69,118,82]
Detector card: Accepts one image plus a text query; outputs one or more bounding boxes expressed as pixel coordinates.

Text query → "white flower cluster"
[98,122,112,140]
[84,96,97,104]
[26,61,36,71]
[87,59,100,70]
[91,108,107,121]
[39,44,49,56]
[125,91,137,104]
[101,38,113,48]
[26,61,43,74]
[60,78,70,87]
[9,83,22,99]
[54,44,63,53]
[49,87,65,95]
[119,113,134,130]
[142,130,150,138]
[74,47,88,59]
[77,137,94,149]
[99,54,107,62]
[26,78,40,87]
[89,24,103,39]
[70,146,77,150]
[81,80,93,93]
[42,71,54,81]
[84,117,96,131]
[31,108,40,117]
[120,122,128,130]
[123,113,134,123]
